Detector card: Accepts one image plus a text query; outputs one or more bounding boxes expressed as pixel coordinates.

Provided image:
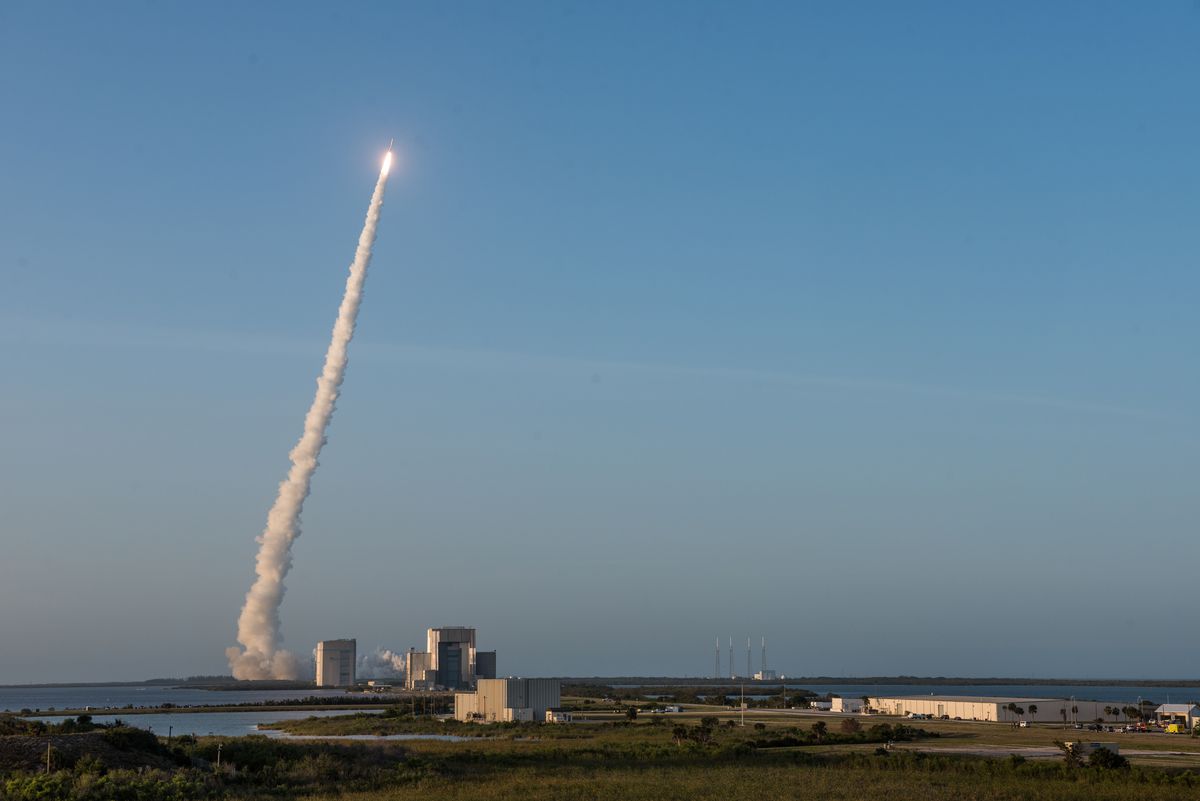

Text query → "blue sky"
[1,1,1197,683]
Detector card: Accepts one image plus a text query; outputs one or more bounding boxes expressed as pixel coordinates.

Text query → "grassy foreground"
[304,761,1191,801]
[5,709,1200,800]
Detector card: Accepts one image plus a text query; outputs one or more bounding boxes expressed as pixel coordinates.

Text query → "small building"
[315,639,356,688]
[809,700,832,711]
[753,669,778,680]
[546,708,573,723]
[1155,704,1200,730]
[831,697,864,714]
[455,678,562,723]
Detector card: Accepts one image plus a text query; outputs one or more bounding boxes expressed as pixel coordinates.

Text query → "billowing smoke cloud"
[359,647,407,679]
[226,152,393,680]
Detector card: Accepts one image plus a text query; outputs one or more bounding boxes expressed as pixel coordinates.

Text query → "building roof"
[1155,704,1200,714]
[871,695,1078,704]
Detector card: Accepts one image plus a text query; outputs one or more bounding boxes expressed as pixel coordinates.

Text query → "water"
[21,709,383,738]
[0,685,355,713]
[616,682,1200,705]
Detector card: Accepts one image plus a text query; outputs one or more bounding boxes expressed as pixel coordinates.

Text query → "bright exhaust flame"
[382,151,393,175]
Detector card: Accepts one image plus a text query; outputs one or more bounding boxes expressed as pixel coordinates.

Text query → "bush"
[1088,748,1129,770]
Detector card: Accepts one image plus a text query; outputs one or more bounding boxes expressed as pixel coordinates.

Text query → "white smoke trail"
[226,152,393,680]
[359,647,407,678]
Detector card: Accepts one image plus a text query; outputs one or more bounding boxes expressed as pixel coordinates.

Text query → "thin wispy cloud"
[3,314,1170,423]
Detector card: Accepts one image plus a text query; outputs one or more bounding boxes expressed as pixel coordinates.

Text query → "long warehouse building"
[869,695,1118,723]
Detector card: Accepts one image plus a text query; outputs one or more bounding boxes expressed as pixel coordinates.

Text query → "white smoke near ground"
[226,153,393,680]
[359,648,407,679]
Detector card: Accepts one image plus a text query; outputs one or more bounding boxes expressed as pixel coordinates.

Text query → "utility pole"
[216,743,222,770]
[740,684,745,726]
[728,636,734,679]
[45,742,52,773]
[761,636,766,676]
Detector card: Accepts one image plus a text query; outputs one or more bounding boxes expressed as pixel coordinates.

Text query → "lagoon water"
[0,685,353,714]
[630,683,1200,705]
[21,709,384,738]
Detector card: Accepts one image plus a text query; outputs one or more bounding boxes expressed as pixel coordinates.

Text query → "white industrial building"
[455,678,561,723]
[831,697,865,714]
[315,639,356,688]
[404,627,497,690]
[868,695,1113,723]
[1156,704,1200,730]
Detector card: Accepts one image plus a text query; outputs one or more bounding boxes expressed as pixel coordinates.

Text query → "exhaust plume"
[226,150,393,680]
[359,647,407,678]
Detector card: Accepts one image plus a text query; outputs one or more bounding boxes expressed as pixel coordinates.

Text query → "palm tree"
[1060,708,1068,727]
[1028,704,1038,722]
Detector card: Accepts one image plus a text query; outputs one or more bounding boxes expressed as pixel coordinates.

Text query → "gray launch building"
[404,626,496,690]
[315,639,356,687]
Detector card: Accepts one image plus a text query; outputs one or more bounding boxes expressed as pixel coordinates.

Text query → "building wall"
[427,627,476,689]
[869,696,1115,723]
[455,678,562,723]
[476,651,497,680]
[831,697,863,713]
[404,650,434,690]
[315,639,356,688]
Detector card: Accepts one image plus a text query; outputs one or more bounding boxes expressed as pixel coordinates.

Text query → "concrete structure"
[1155,704,1200,730]
[808,700,832,711]
[315,639,356,688]
[404,648,435,690]
[476,650,497,680]
[404,627,499,690]
[428,627,476,689]
[455,678,562,723]
[753,669,778,681]
[546,709,573,723]
[831,697,865,714]
[869,695,1113,723]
